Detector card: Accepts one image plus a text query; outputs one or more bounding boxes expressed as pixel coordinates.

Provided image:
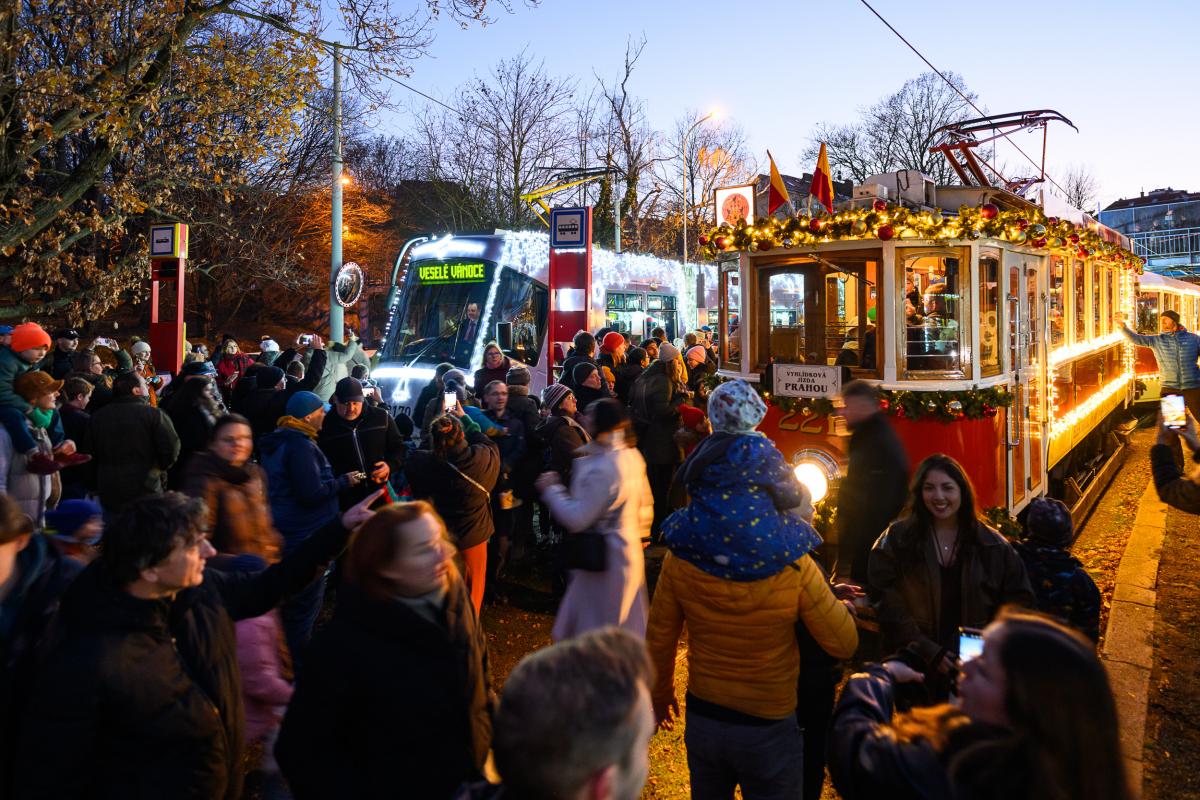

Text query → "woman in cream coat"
[537,397,653,641]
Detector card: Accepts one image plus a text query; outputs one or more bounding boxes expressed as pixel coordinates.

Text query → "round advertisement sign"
[334,262,365,308]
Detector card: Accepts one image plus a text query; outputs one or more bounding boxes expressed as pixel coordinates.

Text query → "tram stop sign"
[550,207,587,249]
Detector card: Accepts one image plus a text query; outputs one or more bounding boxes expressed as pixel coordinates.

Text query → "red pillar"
[547,208,592,385]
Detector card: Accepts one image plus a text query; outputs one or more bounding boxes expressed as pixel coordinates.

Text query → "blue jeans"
[0,405,38,453]
[685,707,803,800]
[280,572,326,672]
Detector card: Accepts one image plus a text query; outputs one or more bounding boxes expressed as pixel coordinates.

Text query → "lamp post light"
[329,42,345,342]
[681,110,719,267]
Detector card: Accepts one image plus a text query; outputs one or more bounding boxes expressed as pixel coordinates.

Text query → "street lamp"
[681,110,720,266]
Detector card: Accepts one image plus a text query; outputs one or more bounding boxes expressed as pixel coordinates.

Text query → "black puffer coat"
[276,580,495,799]
[13,517,351,800]
[534,413,590,483]
[405,428,500,550]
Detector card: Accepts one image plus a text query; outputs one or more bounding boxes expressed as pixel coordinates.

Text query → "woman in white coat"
[536,397,653,642]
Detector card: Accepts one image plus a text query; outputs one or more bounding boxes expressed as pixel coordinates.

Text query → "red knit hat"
[601,331,625,353]
[10,322,51,353]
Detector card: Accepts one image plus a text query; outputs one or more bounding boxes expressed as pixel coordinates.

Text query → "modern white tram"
[1132,271,1200,405]
[372,230,717,418]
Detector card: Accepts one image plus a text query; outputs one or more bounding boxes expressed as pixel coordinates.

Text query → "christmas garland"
[880,386,1013,422]
[705,373,1013,422]
[700,200,1144,273]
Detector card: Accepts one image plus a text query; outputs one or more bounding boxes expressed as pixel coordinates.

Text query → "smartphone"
[298,334,313,346]
[1162,394,1187,429]
[958,627,984,662]
[443,391,457,412]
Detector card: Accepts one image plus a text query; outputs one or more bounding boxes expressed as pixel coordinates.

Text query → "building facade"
[1100,188,1200,276]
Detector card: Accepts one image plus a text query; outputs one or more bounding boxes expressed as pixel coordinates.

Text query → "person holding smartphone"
[868,454,1034,702]
[1151,406,1200,514]
[829,609,1132,800]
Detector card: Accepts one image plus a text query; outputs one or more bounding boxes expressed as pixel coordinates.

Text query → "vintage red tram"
[705,175,1144,518]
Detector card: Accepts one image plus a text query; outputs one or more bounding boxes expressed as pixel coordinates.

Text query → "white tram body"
[373,231,716,418]
[1131,271,1200,405]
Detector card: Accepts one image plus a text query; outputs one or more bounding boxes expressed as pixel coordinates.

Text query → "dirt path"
[1142,500,1200,800]
[1073,427,1155,644]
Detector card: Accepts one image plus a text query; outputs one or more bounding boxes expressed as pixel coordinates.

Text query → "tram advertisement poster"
[772,364,842,399]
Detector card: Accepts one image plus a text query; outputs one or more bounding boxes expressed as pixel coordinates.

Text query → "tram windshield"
[901,248,968,376]
[383,259,549,368]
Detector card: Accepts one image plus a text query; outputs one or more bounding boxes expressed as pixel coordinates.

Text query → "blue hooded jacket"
[662,433,822,581]
[258,421,348,551]
[1120,323,1200,390]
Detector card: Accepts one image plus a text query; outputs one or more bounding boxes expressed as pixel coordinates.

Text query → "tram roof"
[1138,271,1200,295]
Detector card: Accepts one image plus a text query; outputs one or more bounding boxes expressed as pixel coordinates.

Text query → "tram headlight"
[791,449,840,504]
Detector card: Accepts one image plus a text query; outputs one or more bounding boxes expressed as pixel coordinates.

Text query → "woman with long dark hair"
[163,374,225,489]
[868,454,1033,698]
[830,608,1131,800]
[276,502,493,799]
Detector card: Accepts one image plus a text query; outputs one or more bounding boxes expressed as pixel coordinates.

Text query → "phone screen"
[1163,394,1187,429]
[443,391,457,412]
[959,627,984,662]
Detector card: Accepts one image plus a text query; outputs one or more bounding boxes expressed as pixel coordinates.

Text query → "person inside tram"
[918,284,959,371]
[904,298,923,326]
[904,275,921,310]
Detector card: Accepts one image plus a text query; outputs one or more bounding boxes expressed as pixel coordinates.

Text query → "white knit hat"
[260,338,280,352]
[658,342,680,362]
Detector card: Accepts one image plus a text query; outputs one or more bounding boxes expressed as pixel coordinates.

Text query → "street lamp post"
[329,43,344,342]
[681,111,717,269]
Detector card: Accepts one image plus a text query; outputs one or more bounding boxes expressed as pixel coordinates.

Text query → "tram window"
[721,269,741,368]
[491,269,549,367]
[1136,292,1158,334]
[761,269,807,365]
[979,247,1001,378]
[1072,259,1086,343]
[1092,262,1102,338]
[1048,256,1066,350]
[900,249,968,377]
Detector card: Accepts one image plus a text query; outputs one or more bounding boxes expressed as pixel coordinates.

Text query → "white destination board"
[772,364,842,398]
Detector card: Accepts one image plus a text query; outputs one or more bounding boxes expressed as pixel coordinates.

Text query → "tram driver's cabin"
[709,170,1144,519]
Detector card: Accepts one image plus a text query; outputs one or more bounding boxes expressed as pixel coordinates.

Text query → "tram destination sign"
[772,364,843,399]
[415,261,487,285]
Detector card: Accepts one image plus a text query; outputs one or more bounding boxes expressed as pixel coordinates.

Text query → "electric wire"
[856,0,1072,199]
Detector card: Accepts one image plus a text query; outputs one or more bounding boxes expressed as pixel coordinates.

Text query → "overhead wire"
[856,0,1072,199]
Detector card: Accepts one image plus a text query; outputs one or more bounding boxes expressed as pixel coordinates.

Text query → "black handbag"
[562,531,607,571]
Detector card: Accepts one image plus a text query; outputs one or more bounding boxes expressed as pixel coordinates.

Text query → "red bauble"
[983,406,997,418]
[1069,232,1080,244]
[1031,237,1047,248]
[1016,218,1029,231]
[879,398,890,411]
[808,218,823,234]
[980,203,999,220]
[895,407,906,418]
[956,412,966,420]
[698,234,710,246]
[872,198,887,212]
[714,236,731,249]
[876,223,895,241]
[1076,247,1088,259]
[757,240,773,251]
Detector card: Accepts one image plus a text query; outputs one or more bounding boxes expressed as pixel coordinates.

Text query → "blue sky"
[376,0,1199,208]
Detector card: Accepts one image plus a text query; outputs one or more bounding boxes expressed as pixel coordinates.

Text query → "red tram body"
[707,176,1145,518]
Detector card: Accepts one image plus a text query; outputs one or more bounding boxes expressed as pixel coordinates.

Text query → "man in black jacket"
[319,377,407,508]
[834,380,909,585]
[13,489,380,800]
[1151,409,1200,514]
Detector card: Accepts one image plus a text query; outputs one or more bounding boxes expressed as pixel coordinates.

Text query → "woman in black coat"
[276,502,494,800]
[162,375,225,489]
[405,409,499,616]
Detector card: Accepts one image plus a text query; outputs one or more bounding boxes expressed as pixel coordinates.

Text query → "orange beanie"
[10,322,51,352]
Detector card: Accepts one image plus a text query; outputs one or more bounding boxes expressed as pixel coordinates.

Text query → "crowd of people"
[0,318,1133,800]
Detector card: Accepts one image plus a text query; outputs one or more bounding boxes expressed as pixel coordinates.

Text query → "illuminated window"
[979,247,1001,377]
[721,267,741,368]
[1072,259,1086,343]
[1091,262,1102,338]
[759,268,807,365]
[900,248,968,377]
[1048,256,1066,350]
[1137,291,1159,334]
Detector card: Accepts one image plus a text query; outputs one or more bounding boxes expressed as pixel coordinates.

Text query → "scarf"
[276,415,319,439]
[27,408,54,430]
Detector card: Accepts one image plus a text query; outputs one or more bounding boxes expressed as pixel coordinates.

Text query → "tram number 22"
[777,409,825,434]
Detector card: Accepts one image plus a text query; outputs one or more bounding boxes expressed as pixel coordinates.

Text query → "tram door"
[1006,251,1047,510]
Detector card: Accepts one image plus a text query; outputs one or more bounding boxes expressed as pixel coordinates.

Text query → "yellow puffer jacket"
[646,552,858,721]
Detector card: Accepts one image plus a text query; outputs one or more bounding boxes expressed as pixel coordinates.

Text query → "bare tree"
[1055,163,1100,212]
[804,72,978,186]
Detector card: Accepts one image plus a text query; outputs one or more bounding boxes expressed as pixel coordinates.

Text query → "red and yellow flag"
[809,142,834,213]
[767,150,790,215]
